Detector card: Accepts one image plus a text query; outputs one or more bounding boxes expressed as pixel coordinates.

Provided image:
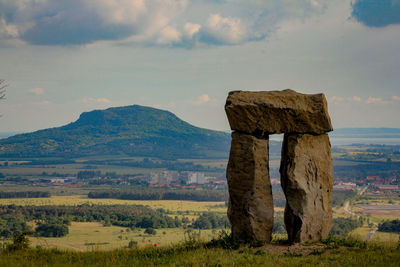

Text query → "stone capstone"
[226,131,274,243]
[225,89,333,135]
[280,133,333,243]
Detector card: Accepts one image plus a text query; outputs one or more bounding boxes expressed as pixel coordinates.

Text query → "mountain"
[0,105,231,159]
[330,128,400,138]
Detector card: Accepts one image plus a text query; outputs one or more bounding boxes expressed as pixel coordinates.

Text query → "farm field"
[1,164,159,176]
[0,195,227,214]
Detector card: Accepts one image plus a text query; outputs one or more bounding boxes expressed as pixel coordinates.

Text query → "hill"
[330,128,400,138]
[0,105,231,159]
[0,239,398,266]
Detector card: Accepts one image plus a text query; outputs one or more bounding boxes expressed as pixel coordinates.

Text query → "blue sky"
[0,0,399,132]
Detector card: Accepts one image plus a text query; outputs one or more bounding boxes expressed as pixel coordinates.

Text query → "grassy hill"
[0,105,231,159]
[1,238,399,267]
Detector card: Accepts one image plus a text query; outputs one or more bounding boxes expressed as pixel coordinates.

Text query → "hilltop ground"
[1,237,399,267]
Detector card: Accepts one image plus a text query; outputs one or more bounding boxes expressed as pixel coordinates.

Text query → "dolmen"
[225,89,333,244]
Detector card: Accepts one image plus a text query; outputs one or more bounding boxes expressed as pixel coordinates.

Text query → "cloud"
[156,26,182,45]
[82,97,111,104]
[28,88,44,95]
[183,23,201,40]
[365,97,390,104]
[351,0,400,27]
[330,96,345,103]
[0,0,329,47]
[0,18,18,38]
[199,14,246,44]
[0,0,187,45]
[194,94,210,105]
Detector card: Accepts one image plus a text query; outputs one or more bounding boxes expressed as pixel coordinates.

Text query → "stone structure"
[225,89,333,244]
[227,132,274,242]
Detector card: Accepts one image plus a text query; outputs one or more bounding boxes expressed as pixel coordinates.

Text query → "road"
[365,223,379,241]
[358,186,368,196]
[343,186,378,241]
[343,200,359,218]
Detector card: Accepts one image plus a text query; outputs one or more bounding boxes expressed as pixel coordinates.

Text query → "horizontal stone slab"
[225,89,333,135]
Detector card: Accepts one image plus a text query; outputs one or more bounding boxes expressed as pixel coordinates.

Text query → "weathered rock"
[225,89,332,135]
[280,133,333,243]
[227,131,274,243]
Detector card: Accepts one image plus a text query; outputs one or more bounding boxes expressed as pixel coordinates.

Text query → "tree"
[35,221,69,237]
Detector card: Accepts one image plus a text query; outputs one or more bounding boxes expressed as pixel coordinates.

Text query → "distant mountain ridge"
[0,105,231,159]
[330,128,400,138]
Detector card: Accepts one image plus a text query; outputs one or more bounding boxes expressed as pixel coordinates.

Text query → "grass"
[1,239,400,267]
[28,222,220,251]
[370,232,400,245]
[349,227,372,240]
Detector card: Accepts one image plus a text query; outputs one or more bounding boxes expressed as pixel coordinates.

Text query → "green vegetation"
[0,191,50,198]
[332,190,357,207]
[35,220,69,237]
[192,212,230,229]
[332,143,400,162]
[88,189,228,202]
[0,215,30,238]
[334,161,400,179]
[0,204,182,231]
[378,220,400,234]
[330,217,364,236]
[0,105,231,159]
[0,235,399,266]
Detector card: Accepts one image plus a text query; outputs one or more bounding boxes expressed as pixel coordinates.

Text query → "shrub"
[5,232,30,251]
[35,222,69,237]
[378,220,400,234]
[144,228,156,235]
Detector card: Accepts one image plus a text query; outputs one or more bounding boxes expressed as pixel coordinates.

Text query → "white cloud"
[28,87,44,95]
[0,0,188,46]
[0,0,331,47]
[194,94,210,105]
[330,96,345,103]
[156,26,182,45]
[0,18,18,38]
[365,97,389,104]
[201,14,247,44]
[183,23,201,39]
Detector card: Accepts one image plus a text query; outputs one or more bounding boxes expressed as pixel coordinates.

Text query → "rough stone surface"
[225,89,333,135]
[280,133,333,243]
[227,131,274,243]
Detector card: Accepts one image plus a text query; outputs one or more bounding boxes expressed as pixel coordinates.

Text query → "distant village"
[2,170,228,190]
[333,175,400,194]
[2,169,399,194]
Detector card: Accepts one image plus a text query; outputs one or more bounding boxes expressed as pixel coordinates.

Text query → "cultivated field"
[0,195,227,214]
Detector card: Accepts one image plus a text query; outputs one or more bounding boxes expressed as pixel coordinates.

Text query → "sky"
[0,0,399,133]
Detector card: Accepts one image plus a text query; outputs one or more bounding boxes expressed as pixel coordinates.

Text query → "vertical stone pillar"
[227,132,274,243]
[280,133,333,243]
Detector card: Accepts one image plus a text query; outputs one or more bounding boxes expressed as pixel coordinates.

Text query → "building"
[180,172,206,184]
[149,171,178,184]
